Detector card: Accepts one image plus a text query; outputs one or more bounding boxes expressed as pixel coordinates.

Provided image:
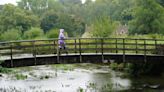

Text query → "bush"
[110,63,118,70]
[1,29,22,41]
[24,27,44,39]
[90,16,119,37]
[15,73,27,80]
[46,29,59,38]
[0,66,12,74]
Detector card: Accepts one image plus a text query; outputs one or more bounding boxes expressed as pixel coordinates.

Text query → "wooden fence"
[0,38,164,67]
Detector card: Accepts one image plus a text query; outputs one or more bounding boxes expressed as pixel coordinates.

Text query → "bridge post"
[101,38,104,62]
[135,39,138,54]
[75,39,77,53]
[10,43,13,67]
[32,41,37,65]
[57,39,60,63]
[79,38,82,62]
[96,38,98,54]
[123,38,125,63]
[144,39,147,62]
[155,39,157,53]
[53,40,56,54]
[115,38,118,53]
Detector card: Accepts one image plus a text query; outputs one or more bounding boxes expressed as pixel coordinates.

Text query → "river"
[0,63,164,92]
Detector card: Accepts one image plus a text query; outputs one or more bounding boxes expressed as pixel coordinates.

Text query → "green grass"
[51,64,75,71]
[15,73,27,80]
[0,66,12,74]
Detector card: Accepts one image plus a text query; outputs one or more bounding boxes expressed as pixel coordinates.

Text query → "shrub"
[46,29,59,38]
[1,29,22,41]
[24,27,44,39]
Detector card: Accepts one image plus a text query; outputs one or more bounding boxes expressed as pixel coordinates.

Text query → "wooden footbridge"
[0,38,164,67]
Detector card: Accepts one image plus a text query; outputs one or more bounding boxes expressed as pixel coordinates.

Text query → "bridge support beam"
[1,54,164,68]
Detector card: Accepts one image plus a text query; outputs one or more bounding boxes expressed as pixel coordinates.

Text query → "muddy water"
[0,64,164,92]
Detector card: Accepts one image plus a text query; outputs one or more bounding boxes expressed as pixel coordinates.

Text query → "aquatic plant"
[52,64,75,71]
[0,66,12,74]
[40,75,50,80]
[100,83,114,92]
[110,63,118,70]
[15,73,27,80]
[77,87,84,92]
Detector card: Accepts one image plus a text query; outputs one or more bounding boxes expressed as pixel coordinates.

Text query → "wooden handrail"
[1,37,164,61]
[1,37,164,44]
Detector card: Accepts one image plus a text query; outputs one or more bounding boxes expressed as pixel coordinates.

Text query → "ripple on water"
[0,64,163,92]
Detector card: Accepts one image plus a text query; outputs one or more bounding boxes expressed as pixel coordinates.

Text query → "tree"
[41,10,85,37]
[47,0,64,12]
[59,0,81,5]
[0,4,40,33]
[18,0,65,16]
[40,10,59,32]
[129,0,164,34]
[79,0,135,25]
[156,0,164,7]
[57,14,85,37]
[90,16,118,37]
[17,0,48,16]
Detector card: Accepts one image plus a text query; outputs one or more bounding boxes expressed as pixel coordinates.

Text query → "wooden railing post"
[101,38,104,62]
[75,39,77,53]
[32,41,36,65]
[53,40,56,54]
[10,43,13,67]
[116,38,118,53]
[96,38,98,54]
[57,39,60,63]
[135,39,138,54]
[144,39,147,62]
[79,38,82,62]
[123,38,125,62]
[155,39,157,54]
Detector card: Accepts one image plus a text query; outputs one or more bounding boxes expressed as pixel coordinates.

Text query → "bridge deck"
[1,38,164,67]
[1,53,163,61]
[1,53,164,68]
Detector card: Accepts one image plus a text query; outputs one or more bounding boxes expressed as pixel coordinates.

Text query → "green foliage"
[41,10,85,37]
[128,63,163,76]
[0,66,12,74]
[15,73,27,80]
[17,0,48,16]
[41,10,59,32]
[156,0,164,6]
[57,14,85,37]
[80,0,135,25]
[110,63,118,70]
[129,0,164,34]
[90,16,118,37]
[77,87,84,92]
[0,4,40,33]
[52,64,75,71]
[47,0,64,12]
[46,28,59,38]
[59,0,81,5]
[0,0,164,40]
[24,27,44,39]
[40,75,50,80]
[1,29,22,41]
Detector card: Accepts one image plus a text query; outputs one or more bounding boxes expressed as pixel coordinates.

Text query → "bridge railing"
[0,38,164,65]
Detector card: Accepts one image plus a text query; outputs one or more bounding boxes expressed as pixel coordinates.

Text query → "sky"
[0,0,94,5]
[0,0,20,5]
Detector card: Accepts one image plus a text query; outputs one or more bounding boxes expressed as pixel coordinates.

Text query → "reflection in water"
[0,64,163,92]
